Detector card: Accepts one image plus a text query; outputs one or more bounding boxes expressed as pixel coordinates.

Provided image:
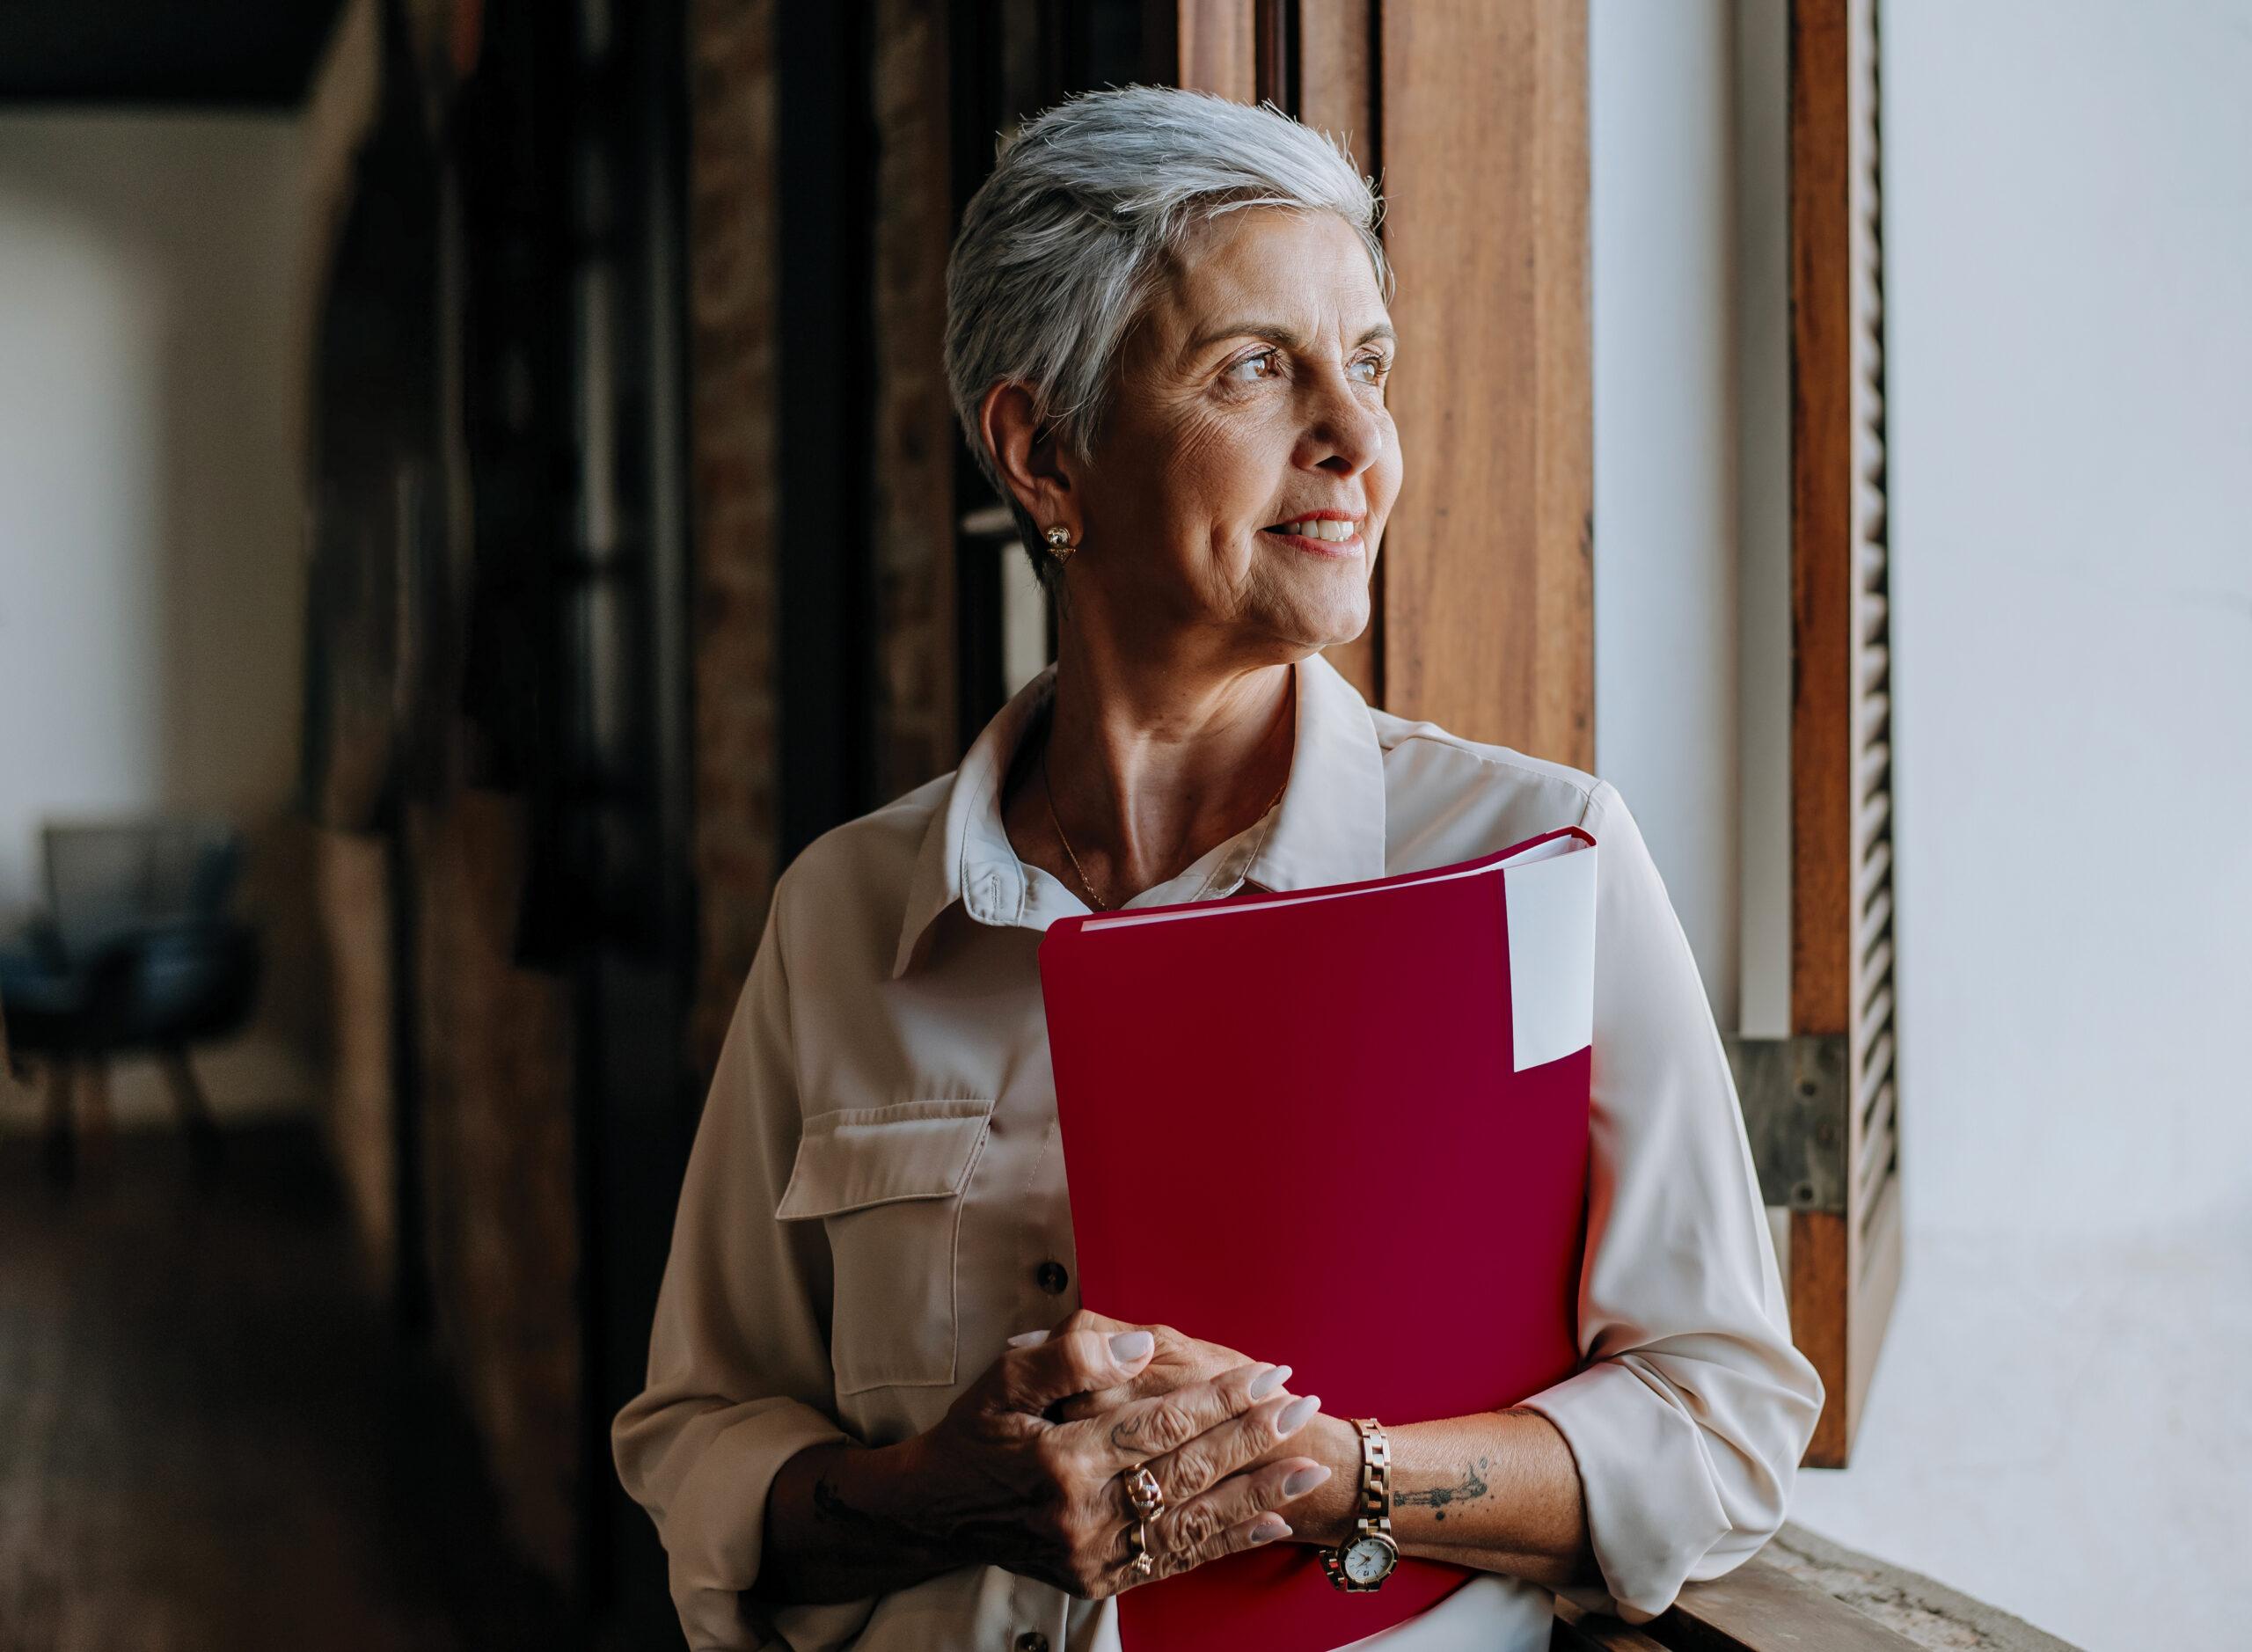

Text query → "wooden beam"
[1377,0,1592,767]
[1788,0,1903,1470]
[1553,1592,1679,1650]
[1556,1558,1926,1652]
[1787,1206,1850,1464]
[1298,0,1383,703]
[1154,0,1259,101]
[1788,0,1854,1039]
[1657,1557,1924,1651]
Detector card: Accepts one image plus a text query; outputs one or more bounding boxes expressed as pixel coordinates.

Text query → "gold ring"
[1124,1464,1165,1520]
[1127,1517,1154,1578]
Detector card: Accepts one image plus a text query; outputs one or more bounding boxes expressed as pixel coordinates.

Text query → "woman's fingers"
[1144,1457,1329,1568]
[1068,1323,1254,1422]
[1003,1326,1157,1413]
[1081,1359,1289,1473]
[1141,1385,1321,1505]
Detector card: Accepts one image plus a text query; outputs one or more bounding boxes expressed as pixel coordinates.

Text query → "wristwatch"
[1321,1417,1400,1591]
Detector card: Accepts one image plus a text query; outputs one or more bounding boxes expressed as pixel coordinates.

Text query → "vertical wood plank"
[1298,0,1383,704]
[1789,0,1898,1469]
[1788,0,1855,1469]
[1378,0,1592,766]
[1298,0,1373,159]
[1160,0,1259,102]
[1790,0,1854,1044]
[1254,0,1291,107]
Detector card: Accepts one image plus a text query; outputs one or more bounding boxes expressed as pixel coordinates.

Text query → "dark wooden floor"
[0,1119,583,1652]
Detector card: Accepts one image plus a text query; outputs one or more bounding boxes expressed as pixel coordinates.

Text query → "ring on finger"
[1126,1517,1154,1579]
[1124,1464,1165,1521]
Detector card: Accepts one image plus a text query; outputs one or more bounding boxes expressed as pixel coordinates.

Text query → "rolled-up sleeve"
[1519,781,1825,1621]
[612,887,851,1649]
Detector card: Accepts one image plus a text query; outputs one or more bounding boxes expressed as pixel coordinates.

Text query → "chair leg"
[41,1056,75,1186]
[161,1046,223,1173]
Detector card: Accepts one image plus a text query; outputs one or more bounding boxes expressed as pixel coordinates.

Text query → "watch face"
[1344,1536,1395,1585]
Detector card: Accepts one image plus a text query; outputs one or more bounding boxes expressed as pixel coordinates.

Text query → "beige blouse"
[613,652,1824,1652]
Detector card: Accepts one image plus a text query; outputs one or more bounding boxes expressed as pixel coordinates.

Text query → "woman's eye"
[1226,349,1283,383]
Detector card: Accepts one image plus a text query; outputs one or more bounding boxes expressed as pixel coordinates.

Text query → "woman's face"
[1069,206,1401,658]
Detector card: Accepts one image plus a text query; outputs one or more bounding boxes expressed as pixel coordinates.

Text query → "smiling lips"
[1264,515,1363,549]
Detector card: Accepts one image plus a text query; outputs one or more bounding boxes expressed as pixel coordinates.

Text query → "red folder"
[1038,827,1598,1652]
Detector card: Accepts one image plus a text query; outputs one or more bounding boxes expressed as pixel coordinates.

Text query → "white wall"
[0,113,307,917]
[1878,0,2252,1239]
[1589,0,1743,1030]
[0,112,314,1115]
[1729,0,1793,1042]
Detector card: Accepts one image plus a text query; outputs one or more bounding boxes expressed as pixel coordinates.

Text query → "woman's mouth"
[1262,517,1363,556]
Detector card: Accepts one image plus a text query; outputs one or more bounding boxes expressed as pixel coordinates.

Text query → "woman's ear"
[980,381,1078,541]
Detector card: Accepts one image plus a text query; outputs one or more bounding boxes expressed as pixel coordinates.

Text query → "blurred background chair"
[0,818,261,1183]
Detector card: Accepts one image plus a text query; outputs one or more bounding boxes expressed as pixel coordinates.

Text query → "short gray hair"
[944,84,1388,580]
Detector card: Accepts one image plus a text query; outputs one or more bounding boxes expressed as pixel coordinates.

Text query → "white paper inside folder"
[1502,840,1598,1072]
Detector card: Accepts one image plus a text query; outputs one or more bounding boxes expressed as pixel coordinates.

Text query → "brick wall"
[686,0,961,1066]
[409,793,581,1586]
[313,796,581,1590]
[306,0,966,1599]
[687,0,784,1071]
[314,828,394,1293]
[871,0,960,800]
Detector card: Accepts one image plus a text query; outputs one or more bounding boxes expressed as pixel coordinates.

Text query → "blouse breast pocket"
[775,1097,995,1396]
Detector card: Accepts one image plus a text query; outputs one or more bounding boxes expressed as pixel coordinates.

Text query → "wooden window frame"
[1766,0,1902,1470]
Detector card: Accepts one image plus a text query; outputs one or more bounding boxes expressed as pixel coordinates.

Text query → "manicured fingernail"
[1276,1395,1320,1435]
[1282,1464,1331,1498]
[1007,1329,1049,1349]
[1109,1330,1155,1363]
[1247,1363,1292,1400]
[1250,1516,1291,1543]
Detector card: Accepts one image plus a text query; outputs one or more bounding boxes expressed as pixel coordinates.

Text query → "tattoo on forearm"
[1395,1455,1492,1524]
[812,1471,1059,1584]
[812,1472,922,1542]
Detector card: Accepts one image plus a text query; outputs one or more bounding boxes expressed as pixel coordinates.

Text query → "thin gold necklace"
[1041,742,1288,912]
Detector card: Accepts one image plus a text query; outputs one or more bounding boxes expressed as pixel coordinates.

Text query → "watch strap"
[1321,1417,1396,1591]
[1356,1416,1393,1537]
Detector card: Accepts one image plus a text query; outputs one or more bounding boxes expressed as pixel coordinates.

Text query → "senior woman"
[616,86,1823,1652]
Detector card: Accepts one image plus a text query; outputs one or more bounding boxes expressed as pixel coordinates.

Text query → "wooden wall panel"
[1377,0,1592,768]
[1297,0,1383,703]
[1156,0,1258,101]
[1788,0,1899,1468]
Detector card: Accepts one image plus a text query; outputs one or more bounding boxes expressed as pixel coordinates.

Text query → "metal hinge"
[1722,1034,1848,1213]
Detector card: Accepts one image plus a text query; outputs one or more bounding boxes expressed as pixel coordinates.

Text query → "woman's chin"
[1250,573,1371,655]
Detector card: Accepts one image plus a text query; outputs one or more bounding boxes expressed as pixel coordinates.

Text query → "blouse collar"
[890,650,1388,978]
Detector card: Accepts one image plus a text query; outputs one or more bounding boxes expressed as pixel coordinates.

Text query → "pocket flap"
[775,1098,996,1220]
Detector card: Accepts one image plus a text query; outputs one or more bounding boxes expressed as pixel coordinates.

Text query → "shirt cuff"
[661,1399,850,1649]
[1520,1358,1734,1622]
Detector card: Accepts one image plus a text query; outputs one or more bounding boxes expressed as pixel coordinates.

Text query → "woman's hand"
[1035,1310,1255,1424]
[892,1323,1331,1597]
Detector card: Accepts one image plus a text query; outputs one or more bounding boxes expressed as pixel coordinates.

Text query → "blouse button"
[1035,1260,1070,1296]
[1015,1634,1049,1652]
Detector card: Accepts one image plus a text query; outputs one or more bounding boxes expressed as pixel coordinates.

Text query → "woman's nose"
[1299,371,1386,476]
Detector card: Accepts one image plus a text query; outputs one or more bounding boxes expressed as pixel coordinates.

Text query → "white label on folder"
[1503,844,1598,1071]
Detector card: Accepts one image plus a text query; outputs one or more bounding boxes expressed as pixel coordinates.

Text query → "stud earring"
[1044,525,1075,559]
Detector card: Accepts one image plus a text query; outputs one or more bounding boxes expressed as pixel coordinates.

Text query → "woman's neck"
[1011,625,1298,909]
